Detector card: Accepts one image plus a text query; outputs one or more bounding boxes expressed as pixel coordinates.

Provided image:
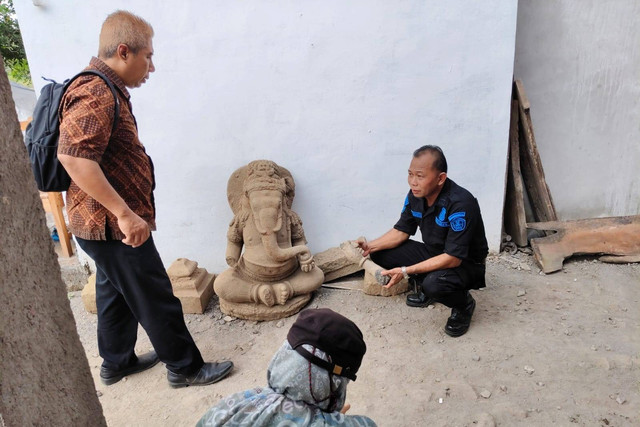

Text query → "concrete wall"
[0,56,106,426]
[15,0,518,271]
[515,0,640,220]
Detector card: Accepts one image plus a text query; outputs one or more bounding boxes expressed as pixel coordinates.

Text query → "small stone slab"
[314,246,363,282]
[362,273,409,296]
[219,294,312,321]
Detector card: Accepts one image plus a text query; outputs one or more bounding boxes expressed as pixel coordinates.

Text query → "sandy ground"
[59,245,640,427]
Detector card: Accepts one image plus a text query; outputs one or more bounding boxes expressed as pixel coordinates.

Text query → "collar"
[89,56,130,100]
[424,178,452,216]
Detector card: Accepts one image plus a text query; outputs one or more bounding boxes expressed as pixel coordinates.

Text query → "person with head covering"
[197,308,376,426]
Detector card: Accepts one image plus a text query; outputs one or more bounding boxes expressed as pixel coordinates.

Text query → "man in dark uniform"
[356,145,488,337]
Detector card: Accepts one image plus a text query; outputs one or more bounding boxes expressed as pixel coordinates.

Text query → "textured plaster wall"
[515,0,640,219]
[15,0,517,271]
[0,57,106,426]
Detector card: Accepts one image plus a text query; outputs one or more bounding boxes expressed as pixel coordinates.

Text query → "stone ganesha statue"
[214,160,324,320]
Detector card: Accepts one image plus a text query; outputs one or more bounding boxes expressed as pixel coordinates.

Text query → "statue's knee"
[213,270,234,298]
[311,266,324,283]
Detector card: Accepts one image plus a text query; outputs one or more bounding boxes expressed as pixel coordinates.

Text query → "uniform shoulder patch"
[448,211,466,232]
[435,207,448,227]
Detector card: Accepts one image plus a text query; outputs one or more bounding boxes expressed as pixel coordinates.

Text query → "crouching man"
[357,145,488,337]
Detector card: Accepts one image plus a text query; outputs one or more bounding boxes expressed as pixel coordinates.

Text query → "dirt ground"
[62,245,639,427]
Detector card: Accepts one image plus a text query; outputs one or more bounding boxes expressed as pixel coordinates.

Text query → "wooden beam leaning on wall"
[503,98,528,247]
[514,79,557,223]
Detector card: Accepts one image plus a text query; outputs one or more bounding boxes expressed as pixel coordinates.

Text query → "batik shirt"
[394,178,488,264]
[58,57,156,240]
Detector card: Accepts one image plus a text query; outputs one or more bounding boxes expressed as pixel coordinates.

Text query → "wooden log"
[528,215,640,273]
[503,99,528,246]
[515,79,557,223]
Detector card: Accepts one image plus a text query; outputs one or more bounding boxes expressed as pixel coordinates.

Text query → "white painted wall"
[15,0,517,271]
[515,0,640,220]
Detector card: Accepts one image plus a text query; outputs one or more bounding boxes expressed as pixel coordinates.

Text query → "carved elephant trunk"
[261,232,310,262]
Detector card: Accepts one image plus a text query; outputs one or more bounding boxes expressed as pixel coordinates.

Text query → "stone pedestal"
[81,273,97,314]
[220,293,312,321]
[167,258,215,314]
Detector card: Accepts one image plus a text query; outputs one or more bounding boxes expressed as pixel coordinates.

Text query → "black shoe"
[444,295,476,337]
[100,351,160,385]
[167,361,234,388]
[406,291,433,307]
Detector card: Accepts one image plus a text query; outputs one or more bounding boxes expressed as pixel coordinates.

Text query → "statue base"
[219,293,313,321]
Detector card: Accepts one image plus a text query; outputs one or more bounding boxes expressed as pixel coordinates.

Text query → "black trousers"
[76,235,204,375]
[370,240,485,309]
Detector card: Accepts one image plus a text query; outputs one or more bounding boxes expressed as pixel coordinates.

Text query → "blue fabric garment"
[197,341,376,427]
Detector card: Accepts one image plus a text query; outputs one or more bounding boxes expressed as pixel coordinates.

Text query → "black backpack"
[24,70,120,192]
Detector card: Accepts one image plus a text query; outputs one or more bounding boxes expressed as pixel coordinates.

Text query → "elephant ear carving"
[226,160,295,215]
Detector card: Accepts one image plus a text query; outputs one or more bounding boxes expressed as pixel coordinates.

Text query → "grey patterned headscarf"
[197,340,376,426]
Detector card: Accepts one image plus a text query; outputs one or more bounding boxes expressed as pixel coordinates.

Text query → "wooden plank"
[514,80,530,110]
[503,99,528,246]
[515,80,557,222]
[528,215,640,273]
[599,254,640,264]
[47,192,73,257]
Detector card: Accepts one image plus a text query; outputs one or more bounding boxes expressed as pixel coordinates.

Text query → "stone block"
[81,274,97,314]
[314,246,363,282]
[362,272,409,296]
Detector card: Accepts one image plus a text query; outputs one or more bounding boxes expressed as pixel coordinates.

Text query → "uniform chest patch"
[435,207,449,227]
[448,211,467,232]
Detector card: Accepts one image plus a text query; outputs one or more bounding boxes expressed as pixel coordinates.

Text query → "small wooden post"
[46,192,73,257]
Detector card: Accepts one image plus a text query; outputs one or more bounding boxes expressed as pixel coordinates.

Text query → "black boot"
[406,277,433,308]
[444,293,476,337]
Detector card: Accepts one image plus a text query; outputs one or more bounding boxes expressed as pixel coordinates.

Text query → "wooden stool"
[40,192,74,257]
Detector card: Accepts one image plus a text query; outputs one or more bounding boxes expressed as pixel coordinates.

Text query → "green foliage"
[5,57,31,86]
[1,0,31,86]
[0,0,26,61]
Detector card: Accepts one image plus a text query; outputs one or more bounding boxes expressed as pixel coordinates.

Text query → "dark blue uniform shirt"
[394,178,488,264]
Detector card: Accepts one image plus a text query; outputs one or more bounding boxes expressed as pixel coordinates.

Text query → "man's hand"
[355,237,371,257]
[381,267,404,288]
[118,211,150,248]
[340,403,351,414]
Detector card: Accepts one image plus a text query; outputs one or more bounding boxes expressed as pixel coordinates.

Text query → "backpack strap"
[63,70,121,135]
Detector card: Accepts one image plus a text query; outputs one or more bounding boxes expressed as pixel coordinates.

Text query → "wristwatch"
[401,266,409,280]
